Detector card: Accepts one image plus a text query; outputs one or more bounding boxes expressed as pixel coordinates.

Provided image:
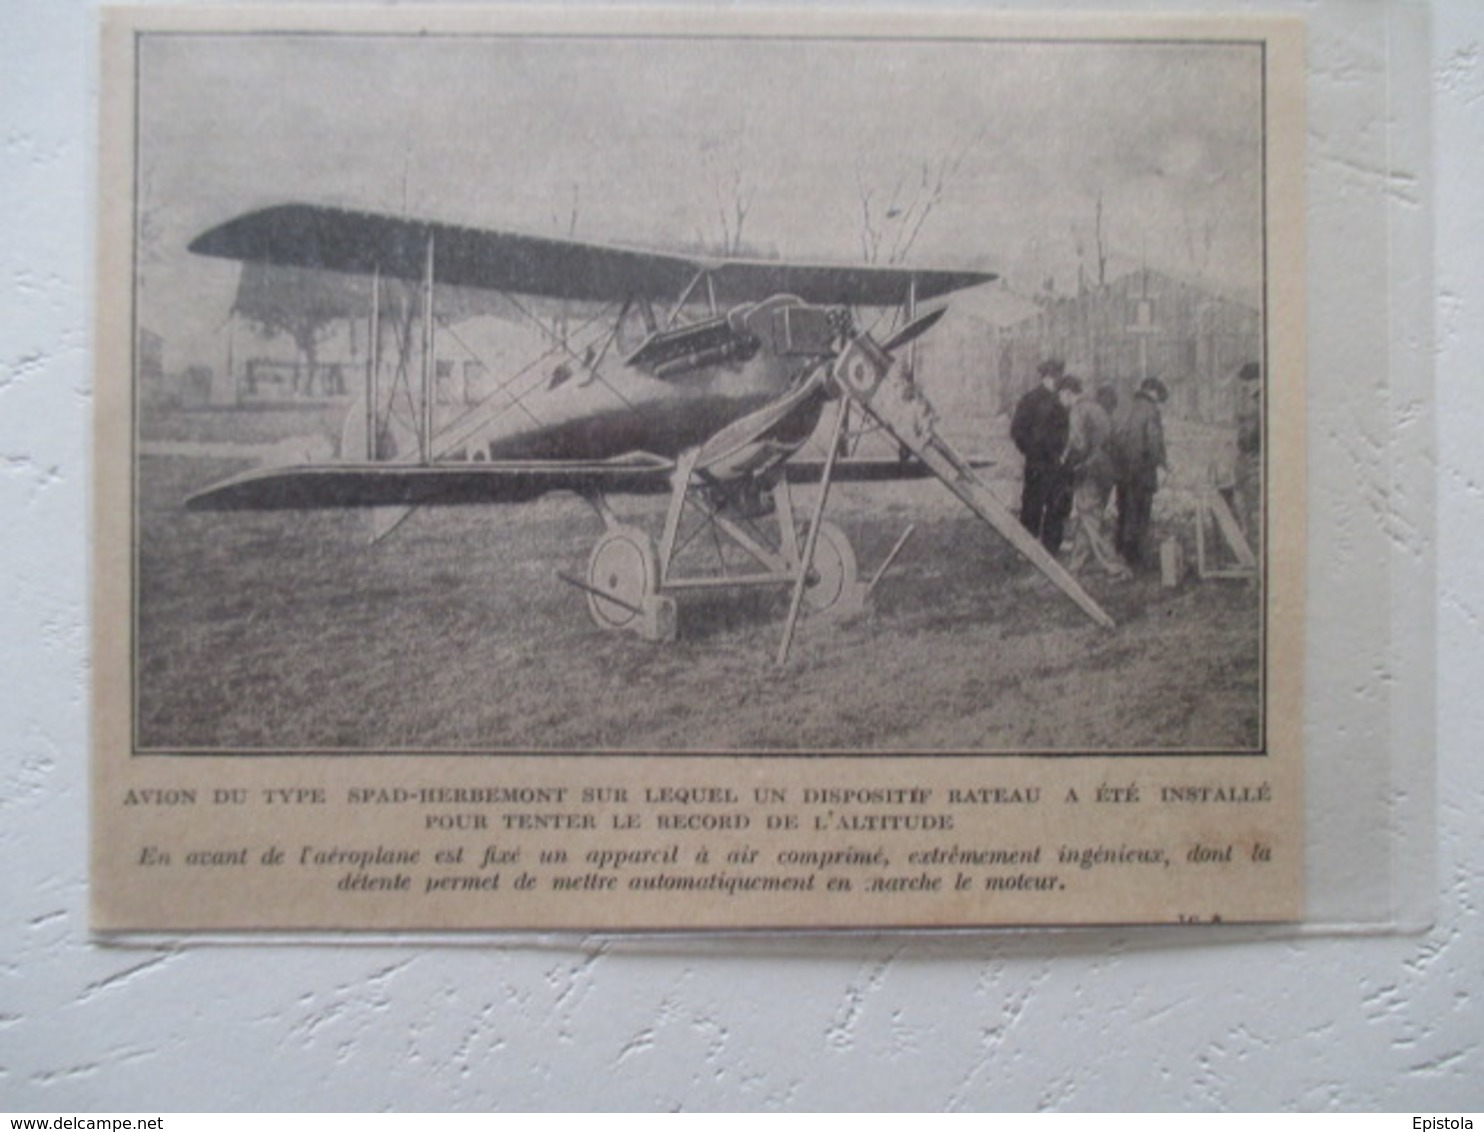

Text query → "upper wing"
[185,455,676,511]
[707,261,993,307]
[190,204,995,306]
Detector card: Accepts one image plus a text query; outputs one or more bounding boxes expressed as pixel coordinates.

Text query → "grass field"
[133,452,1261,754]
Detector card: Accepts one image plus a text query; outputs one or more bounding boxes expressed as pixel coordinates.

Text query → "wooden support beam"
[1207,490,1257,569]
[1195,489,1256,578]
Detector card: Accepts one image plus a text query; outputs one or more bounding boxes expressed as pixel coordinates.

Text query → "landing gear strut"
[565,470,865,650]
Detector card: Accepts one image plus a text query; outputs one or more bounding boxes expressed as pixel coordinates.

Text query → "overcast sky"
[135,29,1265,361]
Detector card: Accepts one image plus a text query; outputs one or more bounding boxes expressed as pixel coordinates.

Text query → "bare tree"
[551,181,580,239]
[1095,194,1109,287]
[707,163,755,256]
[1071,192,1111,294]
[1071,221,1087,295]
[235,265,350,396]
[853,161,893,264]
[853,129,983,266]
[1182,203,1216,279]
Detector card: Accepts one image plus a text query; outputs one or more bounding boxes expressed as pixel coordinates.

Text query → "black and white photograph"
[93,7,1305,931]
[122,20,1286,756]
[8,0,1473,1111]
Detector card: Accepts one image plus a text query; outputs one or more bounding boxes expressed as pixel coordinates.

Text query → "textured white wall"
[2,0,1480,1112]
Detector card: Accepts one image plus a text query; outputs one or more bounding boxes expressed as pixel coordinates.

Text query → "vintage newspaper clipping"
[93,7,1305,932]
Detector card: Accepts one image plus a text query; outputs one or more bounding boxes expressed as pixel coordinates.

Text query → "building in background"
[990,267,1260,427]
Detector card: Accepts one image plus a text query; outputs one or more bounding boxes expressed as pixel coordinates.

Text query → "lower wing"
[184,454,676,511]
[183,452,996,511]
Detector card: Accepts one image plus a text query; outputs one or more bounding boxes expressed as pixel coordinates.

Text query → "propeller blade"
[879,306,946,354]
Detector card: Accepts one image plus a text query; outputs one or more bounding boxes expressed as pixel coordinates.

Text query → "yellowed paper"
[93,6,1304,932]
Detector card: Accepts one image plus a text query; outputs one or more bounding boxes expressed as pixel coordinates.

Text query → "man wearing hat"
[1234,362,1262,548]
[1066,383,1132,579]
[1112,376,1170,570]
[1010,359,1075,553]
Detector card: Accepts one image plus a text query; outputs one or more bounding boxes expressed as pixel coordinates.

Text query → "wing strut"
[369,239,432,539]
[366,265,381,460]
[664,269,710,329]
[776,396,851,666]
[420,232,436,463]
[905,277,920,384]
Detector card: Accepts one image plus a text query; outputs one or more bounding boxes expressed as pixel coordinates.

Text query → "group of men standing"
[1010,358,1169,578]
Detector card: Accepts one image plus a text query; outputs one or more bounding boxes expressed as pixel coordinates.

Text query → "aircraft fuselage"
[463,296,839,472]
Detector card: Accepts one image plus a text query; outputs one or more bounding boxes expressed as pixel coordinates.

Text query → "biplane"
[184,203,1113,663]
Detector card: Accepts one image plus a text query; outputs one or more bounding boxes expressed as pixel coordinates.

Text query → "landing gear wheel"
[586,526,660,631]
[801,521,860,614]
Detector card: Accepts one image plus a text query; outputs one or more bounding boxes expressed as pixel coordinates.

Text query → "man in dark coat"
[1011,359,1074,553]
[1234,362,1261,547]
[1112,376,1170,569]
